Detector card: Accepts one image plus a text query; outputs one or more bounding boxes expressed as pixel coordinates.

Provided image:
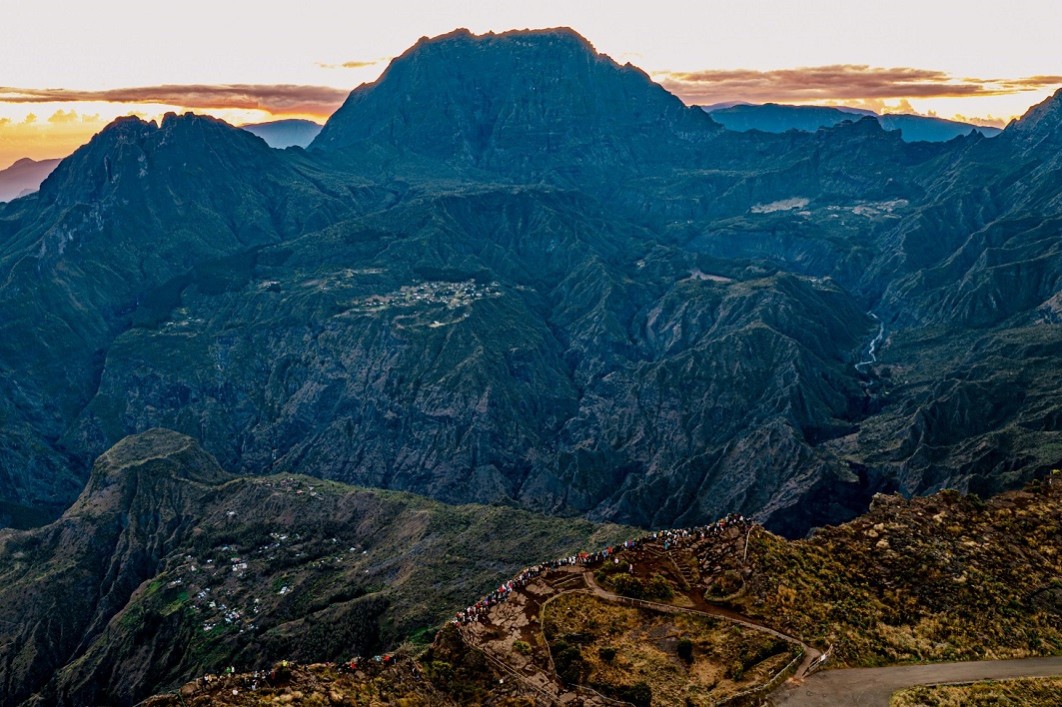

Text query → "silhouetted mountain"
[703,102,1002,142]
[878,113,1002,142]
[241,118,323,148]
[0,157,61,202]
[1003,86,1062,149]
[312,27,721,176]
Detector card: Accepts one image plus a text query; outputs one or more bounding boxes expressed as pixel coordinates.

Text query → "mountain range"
[0,157,63,203]
[0,27,1059,540]
[240,118,323,149]
[702,103,1003,142]
[0,429,628,705]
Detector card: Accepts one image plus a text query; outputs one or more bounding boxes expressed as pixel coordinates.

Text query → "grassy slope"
[738,476,1062,666]
[542,592,796,706]
[891,676,1062,706]
[0,450,632,704]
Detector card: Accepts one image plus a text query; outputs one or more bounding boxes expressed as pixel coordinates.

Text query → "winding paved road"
[771,656,1062,706]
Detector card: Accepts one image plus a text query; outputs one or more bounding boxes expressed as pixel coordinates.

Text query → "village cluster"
[349,278,503,313]
[147,477,373,637]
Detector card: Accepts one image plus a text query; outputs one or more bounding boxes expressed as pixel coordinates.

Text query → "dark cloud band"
[656,65,1062,104]
[0,84,350,116]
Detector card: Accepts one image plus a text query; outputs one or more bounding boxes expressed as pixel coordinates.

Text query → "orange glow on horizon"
[0,102,334,168]
[2,88,1040,169]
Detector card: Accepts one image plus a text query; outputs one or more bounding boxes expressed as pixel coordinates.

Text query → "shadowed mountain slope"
[312,27,722,178]
[0,29,1058,539]
[240,119,323,149]
[0,430,629,706]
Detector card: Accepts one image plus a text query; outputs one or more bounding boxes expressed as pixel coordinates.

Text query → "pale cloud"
[47,109,79,124]
[952,114,1008,129]
[0,109,111,166]
[821,98,918,115]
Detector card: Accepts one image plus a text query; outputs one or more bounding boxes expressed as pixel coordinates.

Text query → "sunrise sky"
[2,0,1061,167]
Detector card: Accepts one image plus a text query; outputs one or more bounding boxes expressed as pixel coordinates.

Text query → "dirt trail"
[457,527,821,704]
[581,570,822,677]
[455,528,1062,706]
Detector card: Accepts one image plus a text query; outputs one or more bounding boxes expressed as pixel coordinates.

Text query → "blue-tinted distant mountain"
[240,118,323,148]
[877,113,1002,142]
[0,157,61,202]
[703,102,1002,142]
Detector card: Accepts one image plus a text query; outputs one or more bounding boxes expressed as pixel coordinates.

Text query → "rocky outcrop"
[0,430,230,706]
[0,431,628,705]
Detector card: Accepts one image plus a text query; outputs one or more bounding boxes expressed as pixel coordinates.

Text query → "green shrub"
[616,681,652,707]
[611,575,645,599]
[645,574,674,601]
[427,660,453,682]
[677,637,694,663]
[552,640,589,685]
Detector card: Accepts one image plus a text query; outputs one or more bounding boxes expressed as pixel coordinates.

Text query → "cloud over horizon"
[657,65,1062,105]
[0,84,350,117]
[316,59,386,70]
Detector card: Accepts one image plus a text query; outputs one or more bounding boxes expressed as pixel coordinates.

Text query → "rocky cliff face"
[0,113,359,510]
[312,27,721,177]
[0,28,1058,538]
[0,431,231,705]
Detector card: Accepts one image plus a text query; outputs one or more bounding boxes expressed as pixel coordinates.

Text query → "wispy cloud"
[0,84,350,116]
[316,58,386,70]
[656,65,1062,105]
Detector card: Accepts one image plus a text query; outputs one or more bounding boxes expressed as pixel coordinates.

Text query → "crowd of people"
[452,513,752,625]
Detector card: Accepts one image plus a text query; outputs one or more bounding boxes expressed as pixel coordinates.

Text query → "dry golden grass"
[891,676,1062,706]
[542,592,796,706]
[738,481,1062,667]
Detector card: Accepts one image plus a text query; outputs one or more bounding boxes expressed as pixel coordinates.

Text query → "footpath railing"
[467,564,822,707]
[605,593,803,648]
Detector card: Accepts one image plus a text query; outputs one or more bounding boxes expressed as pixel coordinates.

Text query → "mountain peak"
[410,25,594,49]
[311,26,718,170]
[71,429,231,515]
[36,111,277,208]
[1005,86,1062,143]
